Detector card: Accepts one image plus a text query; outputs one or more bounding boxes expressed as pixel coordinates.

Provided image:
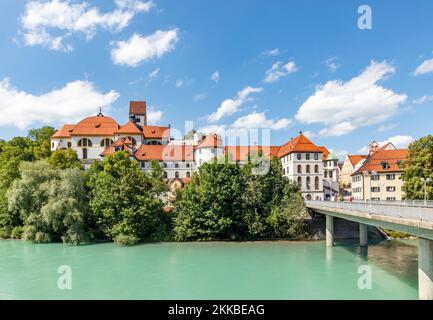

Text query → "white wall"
[194,147,224,168]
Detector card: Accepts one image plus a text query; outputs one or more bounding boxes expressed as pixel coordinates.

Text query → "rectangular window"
[386,174,395,180]
[186,163,190,168]
[371,175,380,181]
[371,187,380,192]
[141,161,145,168]
[306,154,310,160]
[297,153,301,160]
[386,186,396,192]
[314,153,319,160]
[386,197,396,201]
[371,197,381,201]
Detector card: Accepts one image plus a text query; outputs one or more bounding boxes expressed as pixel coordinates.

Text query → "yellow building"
[351,143,408,201]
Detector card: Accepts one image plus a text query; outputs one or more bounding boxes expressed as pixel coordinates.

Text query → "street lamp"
[421,177,431,204]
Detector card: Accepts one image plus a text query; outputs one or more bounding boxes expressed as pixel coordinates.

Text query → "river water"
[0,239,418,299]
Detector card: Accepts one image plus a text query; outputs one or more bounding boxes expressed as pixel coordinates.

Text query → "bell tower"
[129,101,147,126]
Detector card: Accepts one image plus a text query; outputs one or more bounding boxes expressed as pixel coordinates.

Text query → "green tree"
[402,135,433,200]
[49,148,82,169]
[173,162,247,241]
[7,161,90,244]
[87,151,166,245]
[28,126,56,160]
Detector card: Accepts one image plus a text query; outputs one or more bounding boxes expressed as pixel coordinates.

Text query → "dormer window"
[381,161,390,170]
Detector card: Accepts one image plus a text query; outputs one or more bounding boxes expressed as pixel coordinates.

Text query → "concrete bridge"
[305,200,433,300]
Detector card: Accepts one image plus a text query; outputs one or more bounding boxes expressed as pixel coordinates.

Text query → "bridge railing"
[305,200,433,222]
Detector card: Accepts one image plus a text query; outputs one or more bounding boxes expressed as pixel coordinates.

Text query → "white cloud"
[263,48,280,56]
[111,29,179,67]
[175,79,184,88]
[20,0,154,51]
[232,111,292,130]
[296,60,407,137]
[263,60,297,83]
[414,58,433,76]
[193,92,207,102]
[210,71,220,83]
[147,106,162,124]
[358,135,415,153]
[325,56,339,72]
[378,123,398,132]
[148,68,160,80]
[0,78,119,129]
[207,86,263,123]
[413,95,433,104]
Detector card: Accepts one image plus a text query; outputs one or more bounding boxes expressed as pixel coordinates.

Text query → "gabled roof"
[142,126,170,139]
[135,144,194,161]
[347,154,368,166]
[196,133,222,149]
[129,101,146,115]
[277,133,323,157]
[224,146,280,161]
[100,138,136,157]
[69,115,119,136]
[52,124,75,138]
[352,144,408,175]
[115,121,142,134]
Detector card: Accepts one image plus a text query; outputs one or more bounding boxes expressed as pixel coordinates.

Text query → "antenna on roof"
[97,106,104,117]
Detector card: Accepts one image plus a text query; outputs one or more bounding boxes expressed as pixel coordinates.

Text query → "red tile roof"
[277,133,323,157]
[318,146,330,161]
[69,115,119,136]
[196,133,222,149]
[353,144,408,175]
[142,126,170,139]
[52,124,75,138]
[129,101,146,115]
[115,121,142,134]
[100,137,135,156]
[348,154,368,166]
[135,144,194,161]
[224,146,280,161]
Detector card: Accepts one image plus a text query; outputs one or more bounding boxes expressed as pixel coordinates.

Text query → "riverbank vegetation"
[0,128,307,245]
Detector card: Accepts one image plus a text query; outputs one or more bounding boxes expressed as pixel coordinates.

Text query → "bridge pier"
[419,238,433,300]
[326,215,334,247]
[359,223,368,247]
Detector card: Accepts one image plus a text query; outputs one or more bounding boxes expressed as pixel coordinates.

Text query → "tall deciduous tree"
[87,151,167,245]
[49,149,82,169]
[402,135,433,200]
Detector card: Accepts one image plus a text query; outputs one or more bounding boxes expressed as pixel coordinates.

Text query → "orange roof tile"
[277,133,323,157]
[100,138,135,157]
[135,144,194,161]
[318,146,330,160]
[224,146,280,161]
[348,154,368,166]
[353,146,408,175]
[142,126,170,139]
[52,124,75,138]
[70,115,119,136]
[115,121,142,134]
[196,133,223,149]
[129,101,146,115]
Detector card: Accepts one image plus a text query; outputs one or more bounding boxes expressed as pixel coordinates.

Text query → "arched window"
[175,171,179,179]
[297,177,302,188]
[306,177,311,190]
[297,165,302,173]
[324,171,328,178]
[67,142,72,148]
[100,138,114,147]
[306,165,310,173]
[329,171,333,179]
[315,177,319,190]
[314,164,319,173]
[186,171,191,178]
[127,136,137,145]
[78,138,92,147]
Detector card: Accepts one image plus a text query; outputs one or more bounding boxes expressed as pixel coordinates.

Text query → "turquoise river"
[0,239,419,299]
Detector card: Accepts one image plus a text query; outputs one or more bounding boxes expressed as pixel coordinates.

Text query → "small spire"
[97,106,104,117]
[299,130,303,135]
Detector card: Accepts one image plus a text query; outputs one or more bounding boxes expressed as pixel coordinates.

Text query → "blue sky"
[1,0,433,157]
